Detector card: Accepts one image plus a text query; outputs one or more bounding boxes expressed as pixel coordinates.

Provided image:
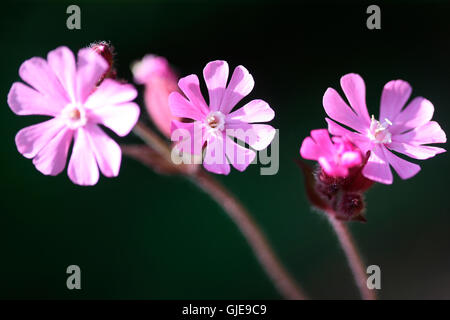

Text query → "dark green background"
[1,1,449,299]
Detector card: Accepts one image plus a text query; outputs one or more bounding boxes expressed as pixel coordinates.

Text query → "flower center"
[61,103,87,129]
[68,108,81,121]
[368,115,392,144]
[206,111,225,131]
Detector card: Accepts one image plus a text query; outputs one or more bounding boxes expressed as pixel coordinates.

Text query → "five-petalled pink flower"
[169,60,276,175]
[7,46,140,186]
[323,73,446,184]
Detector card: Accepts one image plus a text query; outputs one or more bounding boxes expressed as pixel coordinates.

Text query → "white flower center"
[61,103,87,129]
[368,115,392,144]
[206,111,225,131]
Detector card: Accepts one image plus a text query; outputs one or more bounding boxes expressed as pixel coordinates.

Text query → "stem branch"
[130,122,306,300]
[189,169,306,300]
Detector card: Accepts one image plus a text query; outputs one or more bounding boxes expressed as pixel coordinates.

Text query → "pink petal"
[8,82,61,116]
[15,118,66,159]
[203,60,229,112]
[226,99,274,123]
[220,65,254,115]
[224,135,256,172]
[300,136,320,160]
[362,145,393,184]
[169,92,206,121]
[318,157,333,174]
[318,157,347,177]
[383,148,421,180]
[325,117,353,136]
[171,120,205,155]
[226,122,276,151]
[310,129,334,158]
[84,79,137,109]
[18,57,69,106]
[47,46,77,102]
[323,88,367,133]
[388,142,446,160]
[390,97,434,135]
[90,102,140,137]
[341,151,362,167]
[340,73,371,125]
[325,118,372,154]
[203,134,230,175]
[76,48,109,103]
[85,124,121,177]
[32,128,73,176]
[393,121,446,145]
[379,80,412,122]
[177,74,210,115]
[67,128,99,186]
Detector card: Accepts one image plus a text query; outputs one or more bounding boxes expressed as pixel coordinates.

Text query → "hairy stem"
[327,215,376,300]
[130,122,307,300]
[132,121,173,161]
[189,169,306,300]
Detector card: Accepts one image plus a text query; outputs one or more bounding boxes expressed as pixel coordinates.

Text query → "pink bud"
[132,55,180,137]
[89,41,117,83]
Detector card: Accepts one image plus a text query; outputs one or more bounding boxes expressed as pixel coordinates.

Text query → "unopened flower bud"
[89,41,117,83]
[335,192,366,222]
[316,170,340,201]
[131,55,180,137]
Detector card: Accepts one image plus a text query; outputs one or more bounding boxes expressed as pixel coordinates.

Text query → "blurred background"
[1,0,449,299]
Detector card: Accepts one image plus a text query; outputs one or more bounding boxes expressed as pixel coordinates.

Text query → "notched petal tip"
[178,74,199,88]
[253,125,276,151]
[203,60,228,76]
[340,73,364,85]
[7,82,23,115]
[299,136,316,160]
[47,46,74,61]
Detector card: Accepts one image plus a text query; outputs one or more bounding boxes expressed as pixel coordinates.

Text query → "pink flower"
[132,55,180,137]
[323,74,446,184]
[300,129,362,177]
[169,60,276,174]
[7,46,140,186]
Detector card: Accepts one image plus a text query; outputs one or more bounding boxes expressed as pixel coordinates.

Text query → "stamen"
[207,115,219,128]
[206,111,225,131]
[369,116,392,144]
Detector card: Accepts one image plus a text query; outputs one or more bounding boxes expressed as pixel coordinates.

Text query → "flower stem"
[189,169,306,300]
[327,215,376,300]
[130,121,307,300]
[132,121,173,161]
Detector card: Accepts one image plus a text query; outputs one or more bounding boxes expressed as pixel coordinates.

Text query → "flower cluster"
[300,73,446,221]
[7,45,277,185]
[7,44,446,198]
